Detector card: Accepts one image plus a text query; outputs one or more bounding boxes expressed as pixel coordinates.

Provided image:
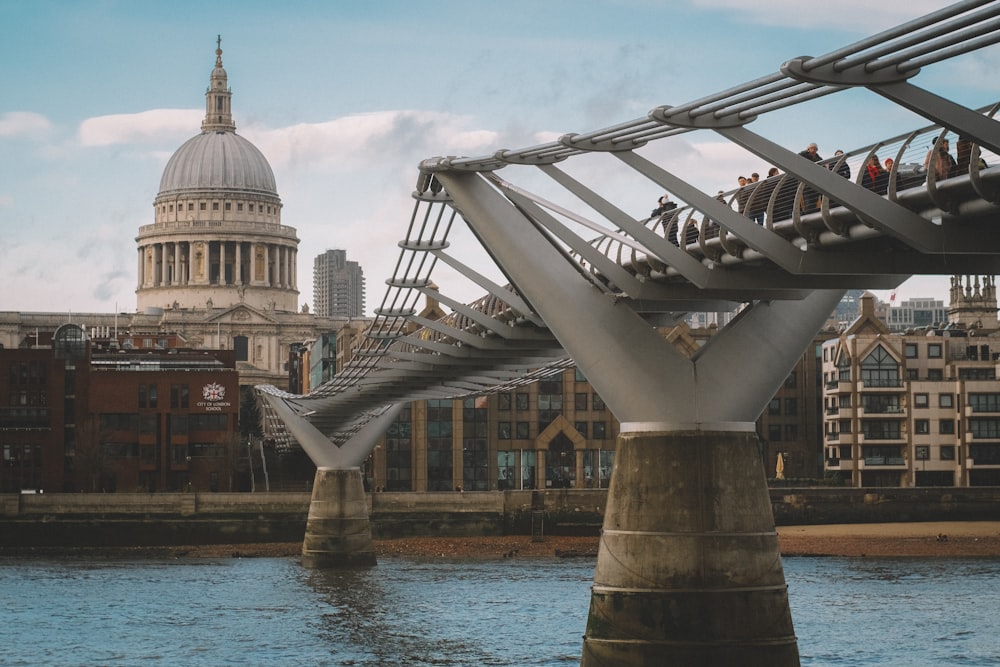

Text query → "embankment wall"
[1,487,998,547]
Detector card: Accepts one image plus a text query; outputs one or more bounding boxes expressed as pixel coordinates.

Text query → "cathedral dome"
[158,131,277,197]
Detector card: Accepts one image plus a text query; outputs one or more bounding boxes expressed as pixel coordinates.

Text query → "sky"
[1,0,998,317]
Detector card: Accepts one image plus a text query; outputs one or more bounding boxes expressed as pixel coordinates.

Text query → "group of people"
[648,136,984,232]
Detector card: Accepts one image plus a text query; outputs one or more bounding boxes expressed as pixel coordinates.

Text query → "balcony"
[859,456,907,468]
[860,378,904,389]
[859,405,904,416]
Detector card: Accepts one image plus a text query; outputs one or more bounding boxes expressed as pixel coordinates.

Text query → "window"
[915,419,930,434]
[212,202,219,211]
[940,445,956,461]
[225,202,231,211]
[928,369,943,380]
[861,345,900,387]
[784,424,798,441]
[515,422,529,439]
[915,445,930,460]
[574,368,587,382]
[575,393,588,411]
[768,398,781,416]
[969,393,1000,413]
[148,384,158,409]
[905,343,918,358]
[960,368,996,380]
[515,393,529,411]
[498,422,511,439]
[768,424,781,441]
[928,343,942,358]
[138,384,147,408]
[906,368,919,380]
[249,204,255,212]
[861,420,901,439]
[574,421,588,437]
[839,394,852,408]
[593,422,607,439]
[200,202,206,210]
[384,408,412,492]
[425,399,453,491]
[187,202,194,211]
[592,393,606,411]
[969,419,1000,439]
[784,398,798,415]
[939,394,954,409]
[498,393,511,411]
[940,419,955,435]
[784,373,797,389]
[914,393,929,408]
[237,203,244,212]
[839,419,852,434]
[538,378,562,431]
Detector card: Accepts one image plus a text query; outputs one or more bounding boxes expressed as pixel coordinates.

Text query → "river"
[1,555,998,666]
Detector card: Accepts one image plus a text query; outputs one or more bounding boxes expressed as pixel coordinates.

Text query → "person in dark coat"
[861,154,889,195]
[798,143,823,213]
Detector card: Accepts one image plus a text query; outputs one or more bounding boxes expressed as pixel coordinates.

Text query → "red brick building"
[1,324,240,493]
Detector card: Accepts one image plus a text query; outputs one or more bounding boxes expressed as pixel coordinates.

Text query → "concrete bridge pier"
[260,395,405,568]
[581,427,797,666]
[301,467,376,568]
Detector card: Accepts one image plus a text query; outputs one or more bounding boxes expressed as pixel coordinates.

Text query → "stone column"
[219,240,227,286]
[137,246,144,290]
[301,467,376,568]
[173,243,181,286]
[235,242,243,285]
[580,428,798,667]
[158,243,167,286]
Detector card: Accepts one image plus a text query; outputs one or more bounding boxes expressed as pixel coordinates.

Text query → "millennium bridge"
[259,2,1000,665]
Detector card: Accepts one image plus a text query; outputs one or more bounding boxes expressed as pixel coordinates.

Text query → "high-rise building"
[313,249,366,318]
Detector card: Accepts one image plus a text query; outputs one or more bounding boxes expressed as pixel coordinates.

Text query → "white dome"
[158,131,277,197]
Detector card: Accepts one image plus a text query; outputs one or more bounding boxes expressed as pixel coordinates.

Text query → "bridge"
[260,2,1000,665]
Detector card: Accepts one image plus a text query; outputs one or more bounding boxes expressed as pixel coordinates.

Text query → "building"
[822,282,1000,487]
[883,296,949,332]
[361,320,834,492]
[1,325,241,493]
[0,41,348,390]
[313,249,366,318]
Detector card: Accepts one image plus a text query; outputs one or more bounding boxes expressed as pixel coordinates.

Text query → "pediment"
[206,304,279,325]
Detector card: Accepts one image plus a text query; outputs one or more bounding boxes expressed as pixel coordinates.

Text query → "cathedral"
[0,41,350,388]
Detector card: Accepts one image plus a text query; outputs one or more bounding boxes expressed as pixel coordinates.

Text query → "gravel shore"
[5,522,998,560]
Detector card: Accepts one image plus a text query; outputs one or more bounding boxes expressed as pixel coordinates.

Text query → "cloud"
[692,0,954,32]
[0,111,52,138]
[0,193,13,208]
[78,108,203,147]
[243,110,500,172]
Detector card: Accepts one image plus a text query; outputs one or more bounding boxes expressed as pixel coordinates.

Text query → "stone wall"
[2,487,998,547]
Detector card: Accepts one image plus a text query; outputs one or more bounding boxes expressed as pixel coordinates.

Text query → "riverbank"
[3,522,999,560]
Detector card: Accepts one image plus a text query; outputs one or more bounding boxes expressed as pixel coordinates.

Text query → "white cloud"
[0,193,13,208]
[0,111,52,138]
[77,109,202,147]
[243,111,501,172]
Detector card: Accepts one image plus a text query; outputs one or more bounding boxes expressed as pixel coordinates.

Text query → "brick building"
[1,324,240,493]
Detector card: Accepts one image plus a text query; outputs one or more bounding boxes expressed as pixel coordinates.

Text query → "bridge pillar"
[581,428,798,667]
[301,467,376,568]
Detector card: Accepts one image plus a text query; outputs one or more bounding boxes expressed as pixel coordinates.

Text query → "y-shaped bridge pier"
[260,2,1000,664]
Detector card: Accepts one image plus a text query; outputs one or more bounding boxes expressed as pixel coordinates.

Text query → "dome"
[158,131,277,197]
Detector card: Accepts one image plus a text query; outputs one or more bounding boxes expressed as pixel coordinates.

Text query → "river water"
[1,555,998,666]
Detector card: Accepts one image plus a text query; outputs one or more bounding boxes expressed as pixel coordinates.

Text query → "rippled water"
[1,555,998,666]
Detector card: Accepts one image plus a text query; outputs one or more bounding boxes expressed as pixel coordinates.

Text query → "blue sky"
[1,0,995,315]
